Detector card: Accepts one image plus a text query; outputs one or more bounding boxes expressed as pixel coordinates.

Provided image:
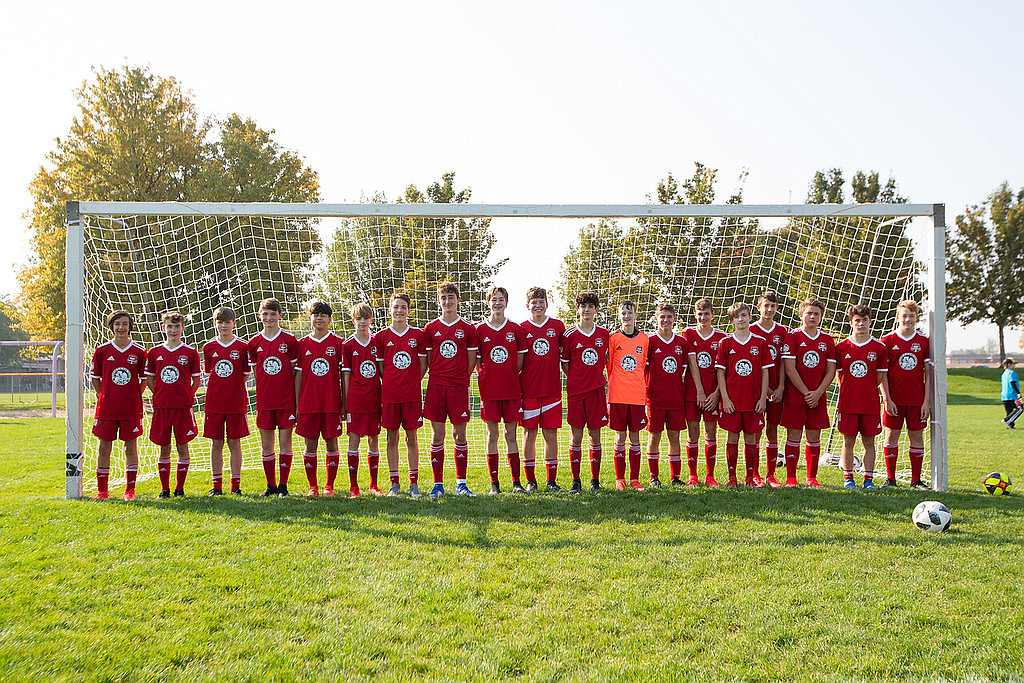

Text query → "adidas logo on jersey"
[461,412,468,417]
[107,356,115,361]
[576,343,583,349]
[187,429,195,436]
[305,350,312,355]
[387,341,394,346]
[435,331,442,336]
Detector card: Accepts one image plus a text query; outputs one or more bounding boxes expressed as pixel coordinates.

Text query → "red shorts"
[203,413,250,440]
[765,399,784,426]
[882,404,927,432]
[838,411,883,437]
[92,416,143,442]
[646,406,686,433]
[256,408,296,431]
[423,383,471,424]
[149,408,198,446]
[608,403,647,432]
[521,396,562,429]
[567,388,608,430]
[684,400,719,422]
[347,411,382,437]
[382,401,423,431]
[481,398,522,424]
[296,412,344,440]
[719,410,765,435]
[780,402,830,431]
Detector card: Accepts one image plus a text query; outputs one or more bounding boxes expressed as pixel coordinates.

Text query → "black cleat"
[489,482,501,496]
[569,479,583,493]
[230,487,243,497]
[277,485,290,498]
[512,481,527,494]
[526,480,538,493]
[590,478,601,492]
[670,478,684,487]
[261,485,279,497]
[173,489,185,497]
[208,488,223,497]
[649,477,663,487]
[545,481,563,493]
[880,477,898,488]
[910,480,929,491]
[158,489,171,499]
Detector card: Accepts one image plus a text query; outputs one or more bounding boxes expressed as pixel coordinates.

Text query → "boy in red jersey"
[607,300,649,491]
[561,291,610,493]
[880,299,932,490]
[342,303,382,498]
[780,297,837,487]
[376,292,428,498]
[520,287,566,492]
[145,310,201,498]
[476,287,527,495]
[202,307,251,496]
[424,282,480,498]
[836,304,891,490]
[294,301,345,497]
[751,290,787,487]
[684,299,726,487]
[645,303,687,487]
[248,298,298,497]
[716,303,771,487]
[90,310,145,500]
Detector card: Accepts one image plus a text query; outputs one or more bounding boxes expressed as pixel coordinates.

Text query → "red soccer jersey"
[684,327,727,401]
[203,336,251,415]
[375,325,428,405]
[645,332,687,409]
[881,331,931,406]
[476,319,526,401]
[561,324,610,399]
[342,335,382,414]
[520,317,566,399]
[781,328,838,406]
[752,321,786,389]
[424,316,479,387]
[715,333,773,413]
[91,340,146,421]
[146,342,201,410]
[296,332,344,415]
[836,337,888,414]
[248,329,298,411]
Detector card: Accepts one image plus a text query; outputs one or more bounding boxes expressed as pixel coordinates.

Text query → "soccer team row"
[88,285,934,500]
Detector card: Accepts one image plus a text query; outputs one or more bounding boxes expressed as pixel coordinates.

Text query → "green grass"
[1,368,1023,680]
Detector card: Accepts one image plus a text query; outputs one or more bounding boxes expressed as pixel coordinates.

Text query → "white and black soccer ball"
[912,500,951,532]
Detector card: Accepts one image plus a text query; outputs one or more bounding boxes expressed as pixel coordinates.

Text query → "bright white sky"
[2,0,1022,352]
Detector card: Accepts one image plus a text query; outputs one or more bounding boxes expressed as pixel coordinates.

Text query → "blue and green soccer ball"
[983,472,1013,495]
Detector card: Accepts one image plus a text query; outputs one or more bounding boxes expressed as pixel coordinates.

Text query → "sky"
[1,0,1022,351]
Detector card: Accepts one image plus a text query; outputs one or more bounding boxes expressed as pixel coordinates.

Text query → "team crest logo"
[325,346,336,357]
[911,343,922,353]
[490,346,509,364]
[532,338,550,356]
[735,359,753,377]
[506,333,517,343]
[662,357,678,374]
[621,354,638,372]
[546,329,557,337]
[595,338,603,348]
[311,358,330,376]
[111,367,131,386]
[229,350,240,360]
[177,355,189,366]
[818,342,827,352]
[127,354,138,365]
[263,357,282,375]
[696,351,713,369]
[867,351,877,361]
[899,353,918,370]
[408,338,417,348]
[751,346,760,356]
[454,329,465,339]
[393,351,412,370]
[773,335,781,345]
[802,350,821,369]
[769,346,778,360]
[849,360,868,378]
[674,345,683,355]
[582,348,599,366]
[279,343,289,353]
[160,366,180,384]
[215,359,234,378]
[439,340,458,358]
[635,345,643,355]
[711,342,719,351]
[359,360,377,378]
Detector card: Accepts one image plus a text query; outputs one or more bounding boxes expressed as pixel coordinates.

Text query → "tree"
[0,298,31,367]
[17,66,320,340]
[946,182,1024,362]
[318,173,507,328]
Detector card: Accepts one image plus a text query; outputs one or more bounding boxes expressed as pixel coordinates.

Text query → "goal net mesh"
[77,208,935,492]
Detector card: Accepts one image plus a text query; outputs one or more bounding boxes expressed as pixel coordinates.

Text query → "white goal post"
[64,201,947,497]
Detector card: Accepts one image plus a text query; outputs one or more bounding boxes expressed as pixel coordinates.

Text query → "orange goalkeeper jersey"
[607,330,649,405]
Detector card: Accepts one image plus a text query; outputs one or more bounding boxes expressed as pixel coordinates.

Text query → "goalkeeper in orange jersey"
[607,300,649,490]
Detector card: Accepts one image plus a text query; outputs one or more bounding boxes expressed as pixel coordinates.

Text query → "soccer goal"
[64,201,948,497]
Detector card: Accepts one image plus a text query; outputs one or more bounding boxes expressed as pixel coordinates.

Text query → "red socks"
[765,443,778,479]
[487,452,500,484]
[705,441,717,479]
[430,445,444,483]
[158,458,171,490]
[686,441,698,477]
[303,453,318,488]
[614,445,626,479]
[909,446,925,482]
[744,443,759,480]
[347,450,359,488]
[212,472,223,491]
[96,467,109,495]
[175,458,189,491]
[785,441,800,479]
[455,443,468,480]
[325,451,340,489]
[726,443,739,481]
[883,444,897,479]
[589,446,601,480]
[507,452,521,483]
[647,451,660,480]
[545,456,558,483]
[569,445,582,479]
[262,453,277,487]
[368,451,379,488]
[805,442,820,480]
[668,451,681,481]
[524,456,536,483]
[125,465,137,494]
[279,452,293,488]
[628,444,642,481]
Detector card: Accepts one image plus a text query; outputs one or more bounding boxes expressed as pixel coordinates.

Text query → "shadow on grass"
[947,393,999,406]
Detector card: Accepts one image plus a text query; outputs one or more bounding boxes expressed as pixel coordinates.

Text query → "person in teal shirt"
[1001,358,1021,429]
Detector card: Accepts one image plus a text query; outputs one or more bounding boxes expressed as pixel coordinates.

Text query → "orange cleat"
[628,480,646,491]
[614,479,627,491]
[705,475,720,487]
[785,477,799,487]
[323,485,334,497]
[368,484,383,495]
[765,475,782,489]
[806,478,822,488]
[728,477,739,487]
[349,486,361,498]
[122,490,136,501]
[744,476,755,487]
[751,474,765,488]
[687,475,699,487]
[307,486,321,497]
[93,491,109,500]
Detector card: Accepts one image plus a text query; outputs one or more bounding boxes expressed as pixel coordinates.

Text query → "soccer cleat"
[490,482,501,496]
[670,477,684,487]
[512,481,528,494]
[455,483,476,497]
[880,477,898,488]
[387,482,403,497]
[260,485,279,497]
[93,491,109,500]
[307,486,320,498]
[408,483,422,499]
[590,479,601,492]
[545,481,563,493]
[728,477,739,487]
[277,485,290,498]
[526,480,538,493]
[704,476,719,487]
[910,480,929,491]
[122,490,136,501]
[806,478,822,488]
[429,483,445,499]
[784,477,799,488]
[158,489,171,499]
[687,475,699,487]
[615,479,627,491]
[368,484,383,495]
[649,477,663,487]
[349,486,361,498]
[843,479,857,490]
[863,479,876,490]
[208,488,223,497]
[766,475,782,488]
[322,485,334,497]
[230,487,243,497]
[629,480,646,491]
[744,477,755,487]
[569,479,583,493]
[751,474,764,488]
[173,489,185,497]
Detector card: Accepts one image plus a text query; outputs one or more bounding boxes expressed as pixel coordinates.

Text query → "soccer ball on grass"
[912,500,951,532]
[983,472,1013,495]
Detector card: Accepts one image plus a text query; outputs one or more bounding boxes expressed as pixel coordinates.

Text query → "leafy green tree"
[946,182,1024,362]
[0,298,31,367]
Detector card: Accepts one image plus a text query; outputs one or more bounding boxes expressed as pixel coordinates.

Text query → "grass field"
[1,368,1022,680]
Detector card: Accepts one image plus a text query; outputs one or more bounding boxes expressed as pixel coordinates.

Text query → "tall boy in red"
[561,291,610,493]
[836,304,891,490]
[90,310,145,500]
[520,286,566,492]
[476,286,527,495]
[716,302,771,487]
[248,297,298,497]
[376,292,428,498]
[880,299,932,489]
[342,303,382,498]
[751,289,787,487]
[780,297,837,487]
[294,301,344,497]
[145,310,201,498]
[684,298,726,486]
[203,306,251,496]
[607,300,649,491]
[645,303,687,487]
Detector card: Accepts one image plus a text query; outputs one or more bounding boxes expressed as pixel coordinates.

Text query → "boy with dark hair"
[146,310,202,498]
[683,298,726,486]
[90,310,145,500]
[520,286,566,492]
[645,302,687,486]
[607,300,648,490]
[751,289,787,487]
[342,303,382,497]
[203,306,251,496]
